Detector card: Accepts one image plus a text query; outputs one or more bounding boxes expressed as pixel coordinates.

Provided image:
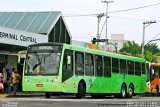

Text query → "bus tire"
[76,82,85,99]
[127,85,133,98]
[45,92,51,98]
[121,84,126,98]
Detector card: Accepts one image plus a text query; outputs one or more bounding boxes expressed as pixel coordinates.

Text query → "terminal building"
[0,11,71,71]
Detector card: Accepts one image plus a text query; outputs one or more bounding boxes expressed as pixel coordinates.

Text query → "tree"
[145,51,157,63]
[119,41,141,56]
[144,43,160,55]
[144,43,160,62]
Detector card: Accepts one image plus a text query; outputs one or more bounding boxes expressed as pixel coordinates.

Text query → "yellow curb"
[0,94,9,98]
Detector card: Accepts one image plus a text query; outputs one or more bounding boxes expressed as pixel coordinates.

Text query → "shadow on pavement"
[5,92,44,98]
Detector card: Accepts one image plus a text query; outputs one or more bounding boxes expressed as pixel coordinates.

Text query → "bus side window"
[135,62,141,76]
[120,59,127,74]
[127,61,134,75]
[75,52,84,75]
[85,54,94,76]
[104,57,111,77]
[112,58,119,73]
[142,63,146,74]
[95,55,103,76]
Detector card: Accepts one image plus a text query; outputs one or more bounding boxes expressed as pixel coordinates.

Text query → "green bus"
[23,42,147,98]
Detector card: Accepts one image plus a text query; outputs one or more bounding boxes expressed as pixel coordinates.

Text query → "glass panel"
[26,12,49,33]
[25,52,61,75]
[135,62,141,76]
[5,13,25,28]
[95,55,103,76]
[127,61,134,75]
[120,59,127,74]
[104,57,111,77]
[75,52,84,75]
[0,12,13,26]
[112,58,119,73]
[85,54,94,76]
[38,12,61,33]
[15,12,38,31]
[142,63,146,74]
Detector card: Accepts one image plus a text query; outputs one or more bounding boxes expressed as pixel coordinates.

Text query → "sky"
[0,0,160,46]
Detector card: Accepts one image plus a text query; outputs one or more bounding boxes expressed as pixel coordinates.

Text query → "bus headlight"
[25,79,29,82]
[53,77,58,82]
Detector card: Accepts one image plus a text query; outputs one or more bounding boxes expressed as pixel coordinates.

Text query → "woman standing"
[12,70,21,96]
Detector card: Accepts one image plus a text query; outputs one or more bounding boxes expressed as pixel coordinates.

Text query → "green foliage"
[119,41,160,62]
[145,51,157,63]
[144,43,160,54]
[119,41,141,56]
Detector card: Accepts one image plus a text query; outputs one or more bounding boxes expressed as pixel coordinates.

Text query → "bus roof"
[63,44,146,63]
[28,42,146,63]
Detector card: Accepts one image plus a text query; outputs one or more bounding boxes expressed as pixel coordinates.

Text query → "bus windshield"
[25,45,62,75]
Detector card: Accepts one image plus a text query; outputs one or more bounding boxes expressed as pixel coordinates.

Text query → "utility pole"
[96,13,104,49]
[141,20,156,55]
[101,0,114,40]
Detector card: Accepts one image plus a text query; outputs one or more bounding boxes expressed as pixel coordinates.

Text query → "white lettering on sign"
[0,27,48,46]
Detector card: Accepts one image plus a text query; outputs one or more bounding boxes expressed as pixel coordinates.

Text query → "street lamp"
[101,0,114,39]
[141,20,156,55]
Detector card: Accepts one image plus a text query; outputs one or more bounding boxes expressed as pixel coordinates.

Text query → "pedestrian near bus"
[2,67,8,93]
[0,71,4,93]
[6,68,13,93]
[12,70,21,96]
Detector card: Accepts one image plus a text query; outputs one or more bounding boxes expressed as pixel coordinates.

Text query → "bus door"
[62,50,74,92]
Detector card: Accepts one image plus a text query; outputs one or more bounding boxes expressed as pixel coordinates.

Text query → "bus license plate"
[36,84,43,87]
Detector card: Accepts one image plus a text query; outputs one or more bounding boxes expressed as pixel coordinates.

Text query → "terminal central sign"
[0,32,37,43]
[0,27,48,46]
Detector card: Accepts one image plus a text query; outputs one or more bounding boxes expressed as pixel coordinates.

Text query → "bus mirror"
[67,56,71,65]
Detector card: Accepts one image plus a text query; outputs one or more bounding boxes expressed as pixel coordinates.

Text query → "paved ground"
[0,92,44,98]
[0,94,160,107]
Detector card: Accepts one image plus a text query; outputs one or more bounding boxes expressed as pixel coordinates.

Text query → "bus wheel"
[121,84,126,98]
[127,85,133,98]
[45,92,51,98]
[76,82,85,99]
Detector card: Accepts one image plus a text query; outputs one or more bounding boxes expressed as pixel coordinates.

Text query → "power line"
[64,2,160,17]
[109,2,160,14]
[151,32,160,40]
[146,32,160,44]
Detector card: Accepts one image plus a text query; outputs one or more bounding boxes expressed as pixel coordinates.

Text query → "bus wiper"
[32,53,41,71]
[33,61,41,71]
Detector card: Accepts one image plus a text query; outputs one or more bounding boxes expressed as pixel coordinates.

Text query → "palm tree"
[144,43,160,55]
[119,41,141,56]
[145,51,157,63]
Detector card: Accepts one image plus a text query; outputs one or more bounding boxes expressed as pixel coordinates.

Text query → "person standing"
[6,68,12,94]
[2,67,7,93]
[0,71,4,93]
[12,70,21,96]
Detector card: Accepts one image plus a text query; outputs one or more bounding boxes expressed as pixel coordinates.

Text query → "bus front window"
[25,52,61,75]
